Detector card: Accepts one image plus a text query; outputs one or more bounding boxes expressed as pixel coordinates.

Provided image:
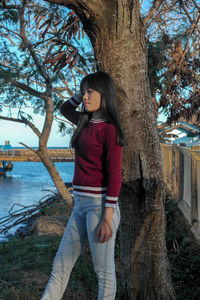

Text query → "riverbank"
[0,161,74,242]
[0,197,200,299]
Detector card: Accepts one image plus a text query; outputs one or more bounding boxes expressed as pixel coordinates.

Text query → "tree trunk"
[38,147,73,207]
[91,3,175,299]
[38,91,73,207]
[46,0,176,298]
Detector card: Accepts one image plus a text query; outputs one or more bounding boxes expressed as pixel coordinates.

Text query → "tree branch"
[8,75,71,100]
[74,65,87,76]
[181,3,194,24]
[140,0,144,9]
[0,4,20,9]
[18,142,38,154]
[21,116,41,137]
[18,2,54,148]
[0,24,21,38]
[45,0,78,7]
[178,20,199,67]
[4,35,19,47]
[19,2,50,83]
[70,68,77,92]
[4,77,47,100]
[54,115,75,129]
[143,0,163,26]
[192,0,200,12]
[0,115,41,137]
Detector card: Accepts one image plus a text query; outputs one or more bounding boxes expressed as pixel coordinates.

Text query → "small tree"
[0,0,93,205]
[144,0,200,124]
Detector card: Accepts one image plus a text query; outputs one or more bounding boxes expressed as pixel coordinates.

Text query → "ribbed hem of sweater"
[73,185,118,208]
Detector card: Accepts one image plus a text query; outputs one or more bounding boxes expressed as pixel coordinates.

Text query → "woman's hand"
[97,207,114,243]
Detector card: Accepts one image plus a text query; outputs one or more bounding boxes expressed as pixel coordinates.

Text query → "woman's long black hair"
[71,71,125,148]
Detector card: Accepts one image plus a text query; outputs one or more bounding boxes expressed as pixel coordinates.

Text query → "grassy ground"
[0,201,124,300]
[165,199,200,300]
[0,199,199,299]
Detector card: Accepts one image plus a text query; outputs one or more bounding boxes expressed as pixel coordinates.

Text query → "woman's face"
[82,88,101,112]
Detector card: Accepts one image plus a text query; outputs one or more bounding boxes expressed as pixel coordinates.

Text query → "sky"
[0,109,166,148]
[0,113,71,148]
[0,0,166,148]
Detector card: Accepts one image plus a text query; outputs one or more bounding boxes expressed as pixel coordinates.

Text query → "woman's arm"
[97,125,122,243]
[60,94,82,125]
[104,125,122,208]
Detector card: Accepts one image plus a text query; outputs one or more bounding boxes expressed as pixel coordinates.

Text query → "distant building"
[0,141,13,176]
[158,120,200,147]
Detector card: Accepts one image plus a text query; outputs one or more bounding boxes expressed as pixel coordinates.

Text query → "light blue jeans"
[41,195,120,300]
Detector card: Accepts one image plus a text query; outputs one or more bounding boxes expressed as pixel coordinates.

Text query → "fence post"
[191,154,197,223]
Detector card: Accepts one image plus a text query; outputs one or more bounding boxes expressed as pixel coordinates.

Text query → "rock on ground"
[31,216,68,236]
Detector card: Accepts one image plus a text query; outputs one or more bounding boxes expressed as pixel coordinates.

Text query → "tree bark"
[93,3,176,298]
[46,0,176,298]
[33,84,72,205]
[38,92,72,206]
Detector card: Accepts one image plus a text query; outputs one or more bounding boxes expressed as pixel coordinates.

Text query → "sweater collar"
[90,118,108,123]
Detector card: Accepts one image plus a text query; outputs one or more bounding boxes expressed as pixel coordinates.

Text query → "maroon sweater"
[60,95,122,207]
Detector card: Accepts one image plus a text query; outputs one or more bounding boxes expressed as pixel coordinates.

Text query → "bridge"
[0,148,74,162]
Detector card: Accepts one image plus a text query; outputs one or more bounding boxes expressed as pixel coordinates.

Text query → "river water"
[0,161,74,241]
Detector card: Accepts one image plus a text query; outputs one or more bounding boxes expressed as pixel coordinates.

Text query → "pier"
[0,148,74,162]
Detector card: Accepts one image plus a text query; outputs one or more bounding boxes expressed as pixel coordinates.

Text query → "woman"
[41,71,125,300]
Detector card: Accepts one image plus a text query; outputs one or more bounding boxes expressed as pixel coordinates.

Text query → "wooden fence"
[161,144,200,241]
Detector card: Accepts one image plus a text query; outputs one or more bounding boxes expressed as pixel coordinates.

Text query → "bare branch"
[9,76,71,100]
[74,65,87,76]
[62,79,74,97]
[54,91,69,100]
[144,0,183,30]
[18,142,38,153]
[20,116,41,137]
[143,0,163,26]
[0,115,41,137]
[54,115,75,129]
[5,77,47,100]
[0,195,59,235]
[192,0,200,11]
[70,68,77,92]
[181,3,194,24]
[178,20,199,67]
[45,0,78,7]
[5,35,19,47]
[19,2,50,83]
[140,0,144,8]
[0,4,20,10]
[0,115,24,123]
[0,24,21,38]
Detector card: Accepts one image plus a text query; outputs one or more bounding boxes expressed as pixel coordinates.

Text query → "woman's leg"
[41,201,88,300]
[86,204,120,300]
